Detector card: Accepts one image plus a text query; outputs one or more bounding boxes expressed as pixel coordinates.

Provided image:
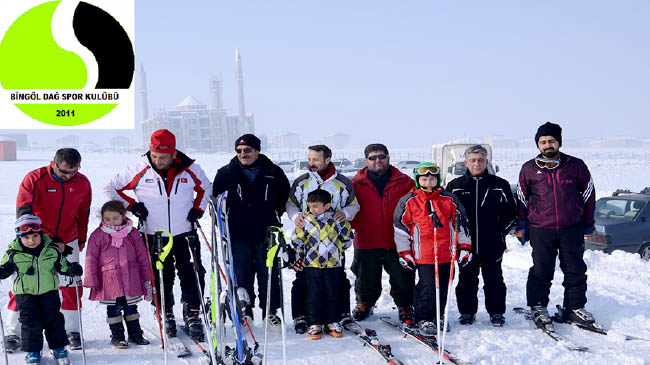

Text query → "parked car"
[293,160,309,180]
[585,188,650,260]
[354,158,366,169]
[332,159,355,174]
[277,161,294,174]
[397,160,420,172]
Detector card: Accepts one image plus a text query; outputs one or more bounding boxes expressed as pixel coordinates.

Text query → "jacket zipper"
[174,178,180,194]
[475,177,479,255]
[264,183,269,201]
[552,170,559,230]
[35,256,40,294]
[156,180,163,195]
[55,182,66,238]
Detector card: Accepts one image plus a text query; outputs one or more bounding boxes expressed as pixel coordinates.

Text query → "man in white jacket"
[104,129,212,338]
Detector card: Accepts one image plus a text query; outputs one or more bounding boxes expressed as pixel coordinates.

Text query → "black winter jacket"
[446,170,516,257]
[212,154,290,243]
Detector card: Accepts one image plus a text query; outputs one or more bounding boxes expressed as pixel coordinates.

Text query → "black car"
[585,188,650,260]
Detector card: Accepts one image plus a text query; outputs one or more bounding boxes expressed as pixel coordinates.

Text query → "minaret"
[235,49,249,132]
[138,64,149,121]
[209,74,224,110]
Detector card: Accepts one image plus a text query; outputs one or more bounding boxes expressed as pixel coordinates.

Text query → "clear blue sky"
[5,1,650,147]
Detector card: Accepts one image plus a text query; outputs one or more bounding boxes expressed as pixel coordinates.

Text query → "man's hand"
[333,211,346,222]
[398,251,416,271]
[294,214,305,228]
[130,202,149,220]
[67,263,83,277]
[78,242,85,252]
[187,208,203,223]
[61,245,73,256]
[515,219,529,246]
[143,281,153,302]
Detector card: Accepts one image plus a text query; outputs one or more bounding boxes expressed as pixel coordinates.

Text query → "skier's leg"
[482,252,507,316]
[254,240,281,315]
[557,223,588,310]
[41,291,69,350]
[455,252,480,316]
[324,267,345,324]
[16,294,44,353]
[384,248,416,308]
[59,240,81,334]
[176,232,205,307]
[438,262,451,320]
[304,268,325,326]
[351,248,383,308]
[526,228,559,307]
[413,264,435,323]
[5,290,20,337]
[291,269,307,320]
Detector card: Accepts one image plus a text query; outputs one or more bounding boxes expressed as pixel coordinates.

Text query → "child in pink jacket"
[84,200,153,348]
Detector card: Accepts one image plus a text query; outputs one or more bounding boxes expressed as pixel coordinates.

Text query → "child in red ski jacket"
[393,162,472,334]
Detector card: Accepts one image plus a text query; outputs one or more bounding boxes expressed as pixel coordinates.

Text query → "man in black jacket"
[212,134,290,331]
[446,145,516,327]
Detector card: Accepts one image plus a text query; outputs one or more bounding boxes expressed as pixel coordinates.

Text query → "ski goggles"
[16,222,43,235]
[55,163,79,175]
[415,165,440,175]
[535,157,560,170]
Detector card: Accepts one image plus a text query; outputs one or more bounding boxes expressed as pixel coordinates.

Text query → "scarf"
[100,218,133,248]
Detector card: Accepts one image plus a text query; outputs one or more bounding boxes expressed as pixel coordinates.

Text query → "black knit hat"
[535,122,562,147]
[235,134,261,151]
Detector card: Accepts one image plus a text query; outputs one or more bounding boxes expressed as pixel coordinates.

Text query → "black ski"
[512,307,588,352]
[379,317,469,365]
[552,305,650,342]
[342,321,404,365]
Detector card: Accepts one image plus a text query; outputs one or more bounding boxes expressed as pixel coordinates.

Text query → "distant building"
[0,138,16,161]
[324,133,350,149]
[110,135,130,151]
[56,135,80,148]
[0,134,27,149]
[273,133,301,149]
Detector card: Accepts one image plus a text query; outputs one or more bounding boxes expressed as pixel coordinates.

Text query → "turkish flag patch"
[181,178,188,183]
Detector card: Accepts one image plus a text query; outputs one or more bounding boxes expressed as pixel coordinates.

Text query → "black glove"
[67,262,83,277]
[187,208,203,223]
[130,202,149,220]
[0,261,17,280]
[61,245,73,256]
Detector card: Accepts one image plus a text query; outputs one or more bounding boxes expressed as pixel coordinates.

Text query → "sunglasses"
[150,143,174,151]
[415,165,440,175]
[56,163,79,175]
[236,147,254,154]
[16,222,43,235]
[535,157,560,170]
[367,154,388,161]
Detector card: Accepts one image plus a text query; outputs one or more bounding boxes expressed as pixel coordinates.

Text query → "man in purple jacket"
[516,122,596,331]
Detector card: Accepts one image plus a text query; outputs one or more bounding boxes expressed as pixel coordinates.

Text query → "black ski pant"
[305,267,345,325]
[456,252,507,316]
[526,223,587,310]
[414,263,451,323]
[231,240,281,315]
[148,231,205,309]
[16,290,68,352]
[292,267,351,319]
[351,248,415,308]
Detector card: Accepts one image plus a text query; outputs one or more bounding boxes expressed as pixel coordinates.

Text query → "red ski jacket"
[16,166,92,243]
[351,166,415,250]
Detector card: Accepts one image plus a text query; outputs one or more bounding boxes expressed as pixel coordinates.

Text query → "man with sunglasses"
[349,144,416,324]
[212,134,290,331]
[105,129,212,338]
[516,122,597,331]
[446,145,516,327]
[10,148,91,351]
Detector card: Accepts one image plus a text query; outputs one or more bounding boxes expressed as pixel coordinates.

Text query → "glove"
[143,281,153,302]
[61,245,73,256]
[515,219,529,246]
[584,226,596,236]
[130,202,149,220]
[67,262,83,277]
[0,261,17,280]
[290,256,304,271]
[398,251,416,271]
[187,208,204,223]
[457,249,473,268]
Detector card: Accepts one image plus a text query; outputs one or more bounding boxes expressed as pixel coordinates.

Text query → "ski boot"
[265,311,282,333]
[25,351,40,364]
[338,312,354,327]
[293,315,308,334]
[398,306,415,327]
[352,304,373,322]
[108,320,128,349]
[67,332,81,350]
[459,314,475,326]
[308,324,322,340]
[418,320,437,335]
[325,323,343,338]
[5,335,20,353]
[490,313,505,327]
[183,303,204,340]
[164,310,177,337]
[125,314,151,345]
[236,288,254,325]
[52,347,70,365]
[531,305,554,331]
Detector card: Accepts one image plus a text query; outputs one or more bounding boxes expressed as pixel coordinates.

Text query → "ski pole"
[196,222,227,281]
[441,212,461,360]
[208,199,226,360]
[0,308,8,365]
[74,274,87,365]
[276,231,287,365]
[154,230,174,365]
[427,201,442,365]
[263,229,274,365]
[139,221,165,352]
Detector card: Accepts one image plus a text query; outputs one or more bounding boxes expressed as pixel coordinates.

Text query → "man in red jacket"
[7,148,92,352]
[350,144,416,324]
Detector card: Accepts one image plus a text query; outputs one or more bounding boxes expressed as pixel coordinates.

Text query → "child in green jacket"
[0,215,83,364]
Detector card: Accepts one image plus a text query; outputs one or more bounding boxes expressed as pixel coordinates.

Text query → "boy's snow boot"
[325,323,343,338]
[5,335,20,353]
[108,317,128,349]
[418,321,437,335]
[265,311,282,333]
[531,305,554,331]
[490,313,505,327]
[125,314,150,345]
[293,315,308,334]
[352,304,373,322]
[52,347,70,364]
[25,351,41,364]
[339,312,354,327]
[308,324,322,340]
[165,309,177,337]
[398,306,415,327]
[67,332,82,350]
[183,303,204,339]
[459,314,475,325]
[564,307,596,326]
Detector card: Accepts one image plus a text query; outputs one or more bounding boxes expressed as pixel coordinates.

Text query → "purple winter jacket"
[517,152,595,230]
[83,224,152,301]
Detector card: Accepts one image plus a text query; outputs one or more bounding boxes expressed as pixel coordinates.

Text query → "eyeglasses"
[415,165,439,175]
[236,147,254,154]
[16,222,42,235]
[56,163,79,175]
[367,154,388,161]
[535,157,560,170]
[150,144,173,151]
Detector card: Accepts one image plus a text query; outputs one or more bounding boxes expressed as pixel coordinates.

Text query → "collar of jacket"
[309,210,334,222]
[354,165,404,185]
[229,153,274,173]
[464,167,489,182]
[412,186,443,198]
[318,162,336,181]
[145,150,194,177]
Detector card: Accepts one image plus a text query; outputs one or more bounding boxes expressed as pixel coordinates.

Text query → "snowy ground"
[1,149,649,364]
